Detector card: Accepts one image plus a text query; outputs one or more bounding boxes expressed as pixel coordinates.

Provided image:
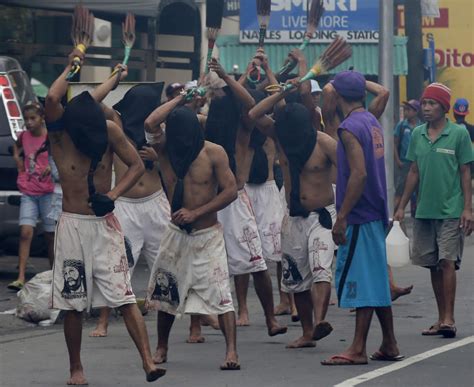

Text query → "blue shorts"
[19,193,56,232]
[335,220,391,308]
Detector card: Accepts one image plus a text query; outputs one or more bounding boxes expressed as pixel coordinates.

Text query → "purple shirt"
[336,111,388,226]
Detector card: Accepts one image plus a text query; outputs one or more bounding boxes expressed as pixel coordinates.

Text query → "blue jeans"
[19,193,56,232]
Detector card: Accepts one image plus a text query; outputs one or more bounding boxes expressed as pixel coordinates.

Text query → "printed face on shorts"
[152,269,180,306]
[61,260,87,299]
[64,267,80,290]
[281,255,303,286]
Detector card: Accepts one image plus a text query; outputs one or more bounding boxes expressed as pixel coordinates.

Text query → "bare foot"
[391,285,413,302]
[152,347,168,364]
[329,299,336,306]
[201,315,220,330]
[220,351,240,370]
[268,324,288,337]
[187,335,205,343]
[286,336,316,349]
[312,321,333,341]
[89,327,107,338]
[67,369,88,385]
[236,311,250,326]
[274,303,291,316]
[144,365,166,382]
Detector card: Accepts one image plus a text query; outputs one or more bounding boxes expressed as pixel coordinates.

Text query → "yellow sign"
[399,0,474,119]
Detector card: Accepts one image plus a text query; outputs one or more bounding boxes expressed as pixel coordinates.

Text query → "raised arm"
[208,58,255,111]
[106,121,145,200]
[318,131,337,167]
[172,144,237,225]
[145,94,185,134]
[45,49,84,123]
[321,82,339,140]
[366,80,390,119]
[332,130,367,245]
[90,64,128,103]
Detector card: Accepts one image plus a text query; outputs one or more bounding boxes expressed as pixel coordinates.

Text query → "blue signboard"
[240,0,380,43]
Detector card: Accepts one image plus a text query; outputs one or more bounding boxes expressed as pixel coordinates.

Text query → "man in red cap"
[395,83,473,338]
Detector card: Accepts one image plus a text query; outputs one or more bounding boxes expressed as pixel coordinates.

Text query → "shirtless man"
[241,53,294,318]
[86,68,171,338]
[45,50,165,384]
[323,80,413,301]
[207,58,287,337]
[249,76,338,348]
[143,93,240,370]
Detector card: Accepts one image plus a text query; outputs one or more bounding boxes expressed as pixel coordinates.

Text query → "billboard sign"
[240,0,380,43]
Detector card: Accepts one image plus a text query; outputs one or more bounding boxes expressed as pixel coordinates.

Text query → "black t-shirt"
[457,120,474,141]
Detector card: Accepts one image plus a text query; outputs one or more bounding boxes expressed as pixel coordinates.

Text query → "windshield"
[8,70,37,108]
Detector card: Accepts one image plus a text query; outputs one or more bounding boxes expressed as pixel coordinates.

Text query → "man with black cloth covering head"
[206,58,288,338]
[143,89,240,370]
[249,75,338,349]
[44,49,165,384]
[83,66,172,339]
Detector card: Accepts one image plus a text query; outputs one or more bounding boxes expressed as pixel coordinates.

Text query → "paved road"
[0,225,473,387]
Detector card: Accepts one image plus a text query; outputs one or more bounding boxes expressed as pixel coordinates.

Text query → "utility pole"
[379,0,395,216]
[405,0,424,99]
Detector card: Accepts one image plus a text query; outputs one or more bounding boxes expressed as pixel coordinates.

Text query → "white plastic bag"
[16,270,59,324]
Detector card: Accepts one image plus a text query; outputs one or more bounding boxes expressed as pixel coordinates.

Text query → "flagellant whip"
[66,5,95,81]
[110,12,136,79]
[277,0,325,76]
[247,0,272,84]
[266,36,352,93]
[205,0,225,73]
[257,0,271,48]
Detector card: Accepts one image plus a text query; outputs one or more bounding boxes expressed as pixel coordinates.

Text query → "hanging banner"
[239,0,380,43]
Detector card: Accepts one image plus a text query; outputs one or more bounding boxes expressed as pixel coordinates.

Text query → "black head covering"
[113,83,163,169]
[64,91,107,163]
[274,103,332,229]
[205,86,240,174]
[247,89,269,184]
[165,106,205,233]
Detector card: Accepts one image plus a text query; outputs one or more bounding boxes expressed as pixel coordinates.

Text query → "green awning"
[216,35,408,76]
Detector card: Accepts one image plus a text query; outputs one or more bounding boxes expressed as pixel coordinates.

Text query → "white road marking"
[334,336,474,387]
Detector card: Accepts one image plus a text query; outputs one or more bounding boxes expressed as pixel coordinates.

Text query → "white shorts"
[218,189,267,276]
[51,212,136,312]
[146,223,234,317]
[281,205,336,293]
[245,181,285,262]
[115,189,170,275]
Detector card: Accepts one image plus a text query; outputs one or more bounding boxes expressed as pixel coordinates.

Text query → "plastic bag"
[16,270,59,324]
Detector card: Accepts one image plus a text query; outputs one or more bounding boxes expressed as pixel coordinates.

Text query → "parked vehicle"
[0,56,45,255]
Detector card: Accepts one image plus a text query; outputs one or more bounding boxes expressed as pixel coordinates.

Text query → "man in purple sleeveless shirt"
[322,70,403,365]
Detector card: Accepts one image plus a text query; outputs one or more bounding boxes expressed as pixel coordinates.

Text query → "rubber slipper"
[370,351,405,361]
[422,324,442,336]
[321,354,368,366]
[7,280,24,291]
[438,324,457,338]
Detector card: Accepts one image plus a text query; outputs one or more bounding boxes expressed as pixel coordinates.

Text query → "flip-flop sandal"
[321,354,368,366]
[422,324,442,336]
[370,351,405,361]
[313,321,333,341]
[7,280,24,291]
[438,324,457,338]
